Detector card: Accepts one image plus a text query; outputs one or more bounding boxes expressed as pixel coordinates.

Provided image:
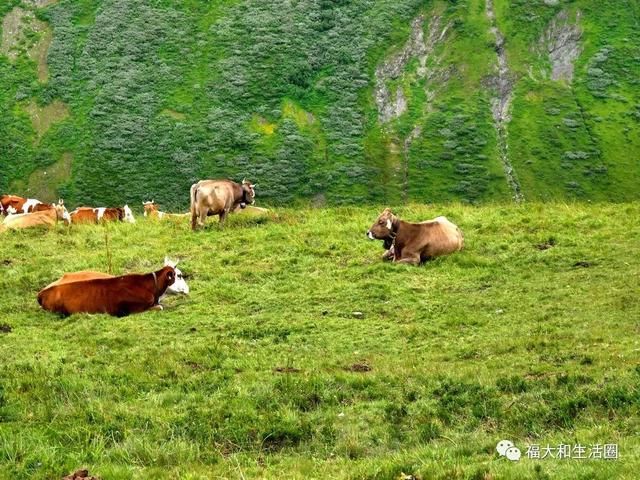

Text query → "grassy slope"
[501,0,640,201]
[0,203,639,479]
[1,0,639,206]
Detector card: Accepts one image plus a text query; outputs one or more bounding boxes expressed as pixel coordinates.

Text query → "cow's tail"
[190,183,198,231]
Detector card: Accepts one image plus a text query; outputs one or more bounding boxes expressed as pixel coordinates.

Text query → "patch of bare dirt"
[535,238,556,250]
[573,261,592,268]
[160,109,187,120]
[1,5,54,82]
[62,469,100,480]
[29,26,52,82]
[24,152,73,202]
[24,0,60,7]
[345,362,372,373]
[23,100,70,140]
[0,324,12,334]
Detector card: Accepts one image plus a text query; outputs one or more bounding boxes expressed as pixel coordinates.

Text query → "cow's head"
[157,266,176,298]
[240,179,256,208]
[142,201,158,217]
[367,208,398,240]
[54,201,71,225]
[163,257,189,295]
[123,205,136,223]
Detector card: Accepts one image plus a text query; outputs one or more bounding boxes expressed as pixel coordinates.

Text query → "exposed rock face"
[374,15,427,123]
[486,0,523,203]
[374,15,449,124]
[374,13,450,198]
[540,10,582,82]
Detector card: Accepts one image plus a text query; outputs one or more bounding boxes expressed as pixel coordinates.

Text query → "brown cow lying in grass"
[367,208,464,265]
[69,205,136,224]
[38,265,177,317]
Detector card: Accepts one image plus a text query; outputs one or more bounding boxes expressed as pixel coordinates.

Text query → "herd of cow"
[2,178,464,317]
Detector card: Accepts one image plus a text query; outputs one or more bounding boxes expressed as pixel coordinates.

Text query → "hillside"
[0,0,639,208]
[0,203,639,478]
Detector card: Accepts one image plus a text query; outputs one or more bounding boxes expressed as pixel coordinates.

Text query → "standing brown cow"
[367,208,464,265]
[190,179,255,230]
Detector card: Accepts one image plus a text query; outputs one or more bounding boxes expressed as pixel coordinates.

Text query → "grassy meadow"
[0,203,639,479]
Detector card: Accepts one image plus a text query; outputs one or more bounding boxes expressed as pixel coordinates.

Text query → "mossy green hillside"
[1,0,639,206]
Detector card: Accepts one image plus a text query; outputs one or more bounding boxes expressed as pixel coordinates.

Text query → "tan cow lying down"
[367,208,464,265]
[142,201,190,220]
[1,203,70,233]
[38,265,177,317]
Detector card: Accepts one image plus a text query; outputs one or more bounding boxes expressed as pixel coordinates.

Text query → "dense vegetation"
[0,0,638,208]
[0,203,639,478]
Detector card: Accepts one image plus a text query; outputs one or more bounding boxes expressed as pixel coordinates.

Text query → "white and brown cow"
[367,208,464,265]
[1,195,61,215]
[190,179,255,230]
[1,202,70,232]
[38,264,177,317]
[42,257,190,298]
[70,205,135,224]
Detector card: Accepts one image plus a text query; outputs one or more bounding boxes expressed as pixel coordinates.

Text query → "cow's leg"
[395,252,421,266]
[149,304,163,312]
[218,209,228,228]
[381,249,394,261]
[191,208,198,230]
[197,208,208,229]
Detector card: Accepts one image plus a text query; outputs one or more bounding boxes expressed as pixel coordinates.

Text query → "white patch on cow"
[158,211,165,219]
[168,267,189,295]
[95,208,106,221]
[386,219,392,230]
[22,199,41,213]
[367,231,375,239]
[6,206,17,215]
[62,209,71,223]
[123,205,135,223]
[163,257,189,296]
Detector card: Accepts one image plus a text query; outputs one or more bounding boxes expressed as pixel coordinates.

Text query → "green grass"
[1,203,639,479]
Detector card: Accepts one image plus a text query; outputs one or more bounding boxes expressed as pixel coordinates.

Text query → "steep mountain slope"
[0,0,638,208]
